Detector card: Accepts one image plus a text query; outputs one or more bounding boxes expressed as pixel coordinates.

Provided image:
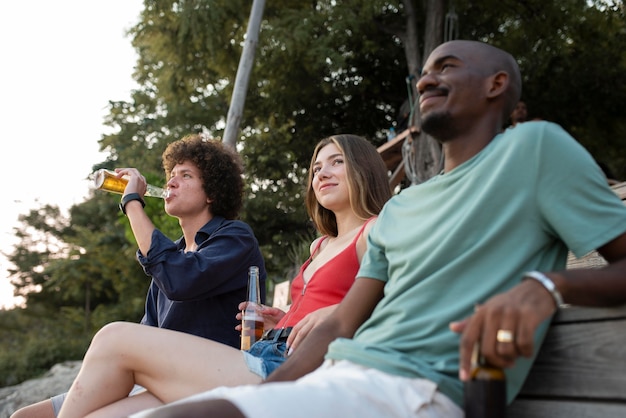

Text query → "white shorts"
[130,360,462,418]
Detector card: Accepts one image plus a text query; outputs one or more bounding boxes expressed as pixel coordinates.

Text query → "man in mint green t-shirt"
[130,40,626,418]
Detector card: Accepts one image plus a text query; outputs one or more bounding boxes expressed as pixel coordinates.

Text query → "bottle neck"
[247,266,261,304]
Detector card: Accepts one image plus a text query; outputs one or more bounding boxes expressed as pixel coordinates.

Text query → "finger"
[480,307,518,369]
[286,322,303,348]
[515,315,538,358]
[494,308,519,361]
[287,321,313,350]
[449,318,469,334]
[459,310,483,381]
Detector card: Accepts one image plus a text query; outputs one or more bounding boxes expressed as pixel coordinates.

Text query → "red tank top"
[274,217,375,328]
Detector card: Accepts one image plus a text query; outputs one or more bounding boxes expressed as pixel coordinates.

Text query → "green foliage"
[2,0,625,388]
[456,0,626,178]
[0,306,92,387]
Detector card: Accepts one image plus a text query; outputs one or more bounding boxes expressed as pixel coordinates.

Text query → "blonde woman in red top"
[54,134,391,418]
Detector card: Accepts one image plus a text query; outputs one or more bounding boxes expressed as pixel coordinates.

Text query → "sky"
[0,0,144,309]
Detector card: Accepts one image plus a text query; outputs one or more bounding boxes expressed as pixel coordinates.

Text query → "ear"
[485,71,509,99]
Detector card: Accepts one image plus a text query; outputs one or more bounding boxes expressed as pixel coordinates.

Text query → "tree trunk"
[402,0,446,185]
[222,0,265,150]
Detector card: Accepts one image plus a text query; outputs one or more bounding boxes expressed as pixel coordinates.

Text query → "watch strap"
[119,193,145,215]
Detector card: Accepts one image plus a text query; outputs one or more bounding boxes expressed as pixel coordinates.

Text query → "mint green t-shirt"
[326,121,626,407]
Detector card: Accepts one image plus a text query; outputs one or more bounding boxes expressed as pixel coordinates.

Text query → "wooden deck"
[508,305,626,417]
[376,126,420,189]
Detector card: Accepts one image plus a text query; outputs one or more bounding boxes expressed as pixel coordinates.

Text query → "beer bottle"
[464,343,507,418]
[240,266,264,351]
[93,169,167,198]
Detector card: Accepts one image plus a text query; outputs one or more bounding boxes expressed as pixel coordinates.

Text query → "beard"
[420,111,457,142]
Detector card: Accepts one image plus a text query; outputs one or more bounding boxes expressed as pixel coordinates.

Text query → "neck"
[179,213,213,251]
[440,119,503,173]
[333,209,366,238]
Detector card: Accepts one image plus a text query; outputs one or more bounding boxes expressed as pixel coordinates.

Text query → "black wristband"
[119,193,145,215]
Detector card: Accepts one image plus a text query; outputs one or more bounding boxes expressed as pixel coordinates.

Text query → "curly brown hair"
[305,134,392,237]
[162,134,244,219]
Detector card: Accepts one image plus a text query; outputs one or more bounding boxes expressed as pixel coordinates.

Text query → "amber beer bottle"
[93,169,167,198]
[240,266,264,351]
[464,343,507,418]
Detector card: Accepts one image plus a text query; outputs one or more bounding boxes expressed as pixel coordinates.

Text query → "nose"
[315,165,331,180]
[415,72,436,96]
[166,176,178,188]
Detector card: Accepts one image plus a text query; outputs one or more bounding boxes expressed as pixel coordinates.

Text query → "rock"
[0,361,81,418]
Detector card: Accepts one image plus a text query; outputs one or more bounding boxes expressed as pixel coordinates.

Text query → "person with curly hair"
[11,133,266,418]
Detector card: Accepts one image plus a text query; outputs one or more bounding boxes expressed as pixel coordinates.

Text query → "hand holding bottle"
[93,168,168,198]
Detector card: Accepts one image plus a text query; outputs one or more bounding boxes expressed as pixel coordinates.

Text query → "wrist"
[522,271,565,309]
[119,193,145,215]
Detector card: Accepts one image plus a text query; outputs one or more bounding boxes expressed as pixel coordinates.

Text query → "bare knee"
[10,399,56,418]
[86,321,138,359]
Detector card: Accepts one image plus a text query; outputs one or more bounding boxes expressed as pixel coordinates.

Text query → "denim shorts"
[242,339,289,379]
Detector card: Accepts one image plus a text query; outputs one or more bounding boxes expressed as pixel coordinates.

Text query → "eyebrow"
[313,152,343,166]
[421,54,461,76]
[171,167,197,176]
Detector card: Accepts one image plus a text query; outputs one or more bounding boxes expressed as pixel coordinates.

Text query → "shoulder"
[497,121,588,170]
[355,217,378,260]
[310,236,327,256]
[208,217,254,235]
[504,121,574,148]
[360,216,378,241]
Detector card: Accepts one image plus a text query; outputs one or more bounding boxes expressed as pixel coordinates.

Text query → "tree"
[223,0,266,149]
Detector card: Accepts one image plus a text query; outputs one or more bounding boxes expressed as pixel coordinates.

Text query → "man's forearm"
[265,319,341,383]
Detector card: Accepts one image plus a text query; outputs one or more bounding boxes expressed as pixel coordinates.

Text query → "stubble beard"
[420,111,457,143]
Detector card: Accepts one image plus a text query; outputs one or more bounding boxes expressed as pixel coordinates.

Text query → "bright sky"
[0,0,144,309]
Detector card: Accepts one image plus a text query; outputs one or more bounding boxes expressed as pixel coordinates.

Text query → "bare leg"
[139,399,245,418]
[10,399,55,418]
[85,391,162,418]
[57,322,261,418]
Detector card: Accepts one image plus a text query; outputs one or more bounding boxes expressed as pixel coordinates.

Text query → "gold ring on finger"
[496,329,514,343]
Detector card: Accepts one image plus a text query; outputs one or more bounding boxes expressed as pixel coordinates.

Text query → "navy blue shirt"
[137,216,266,349]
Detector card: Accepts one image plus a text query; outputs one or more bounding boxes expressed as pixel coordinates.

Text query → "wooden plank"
[552,305,626,324]
[516,317,626,399]
[566,250,607,270]
[376,126,419,171]
[389,160,406,190]
[509,399,626,418]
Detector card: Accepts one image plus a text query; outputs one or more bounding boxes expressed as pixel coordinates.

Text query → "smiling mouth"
[420,91,445,104]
